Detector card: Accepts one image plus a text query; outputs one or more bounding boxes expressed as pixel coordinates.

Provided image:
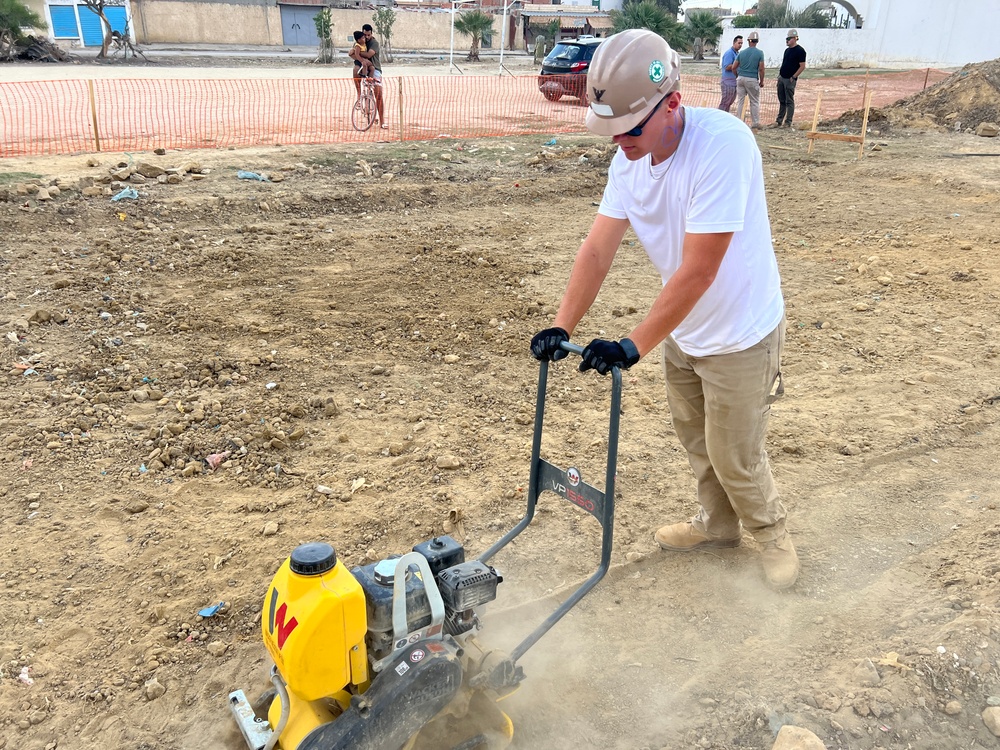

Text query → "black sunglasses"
[620,96,667,138]
[786,36,795,40]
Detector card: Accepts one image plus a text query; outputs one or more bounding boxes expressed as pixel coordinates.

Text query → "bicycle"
[352,76,378,132]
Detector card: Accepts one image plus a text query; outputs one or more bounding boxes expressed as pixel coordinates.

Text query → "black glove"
[531,327,570,362]
[579,338,641,376]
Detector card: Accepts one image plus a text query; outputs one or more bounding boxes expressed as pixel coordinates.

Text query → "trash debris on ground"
[237,170,269,181]
[198,601,225,618]
[206,451,231,471]
[111,187,139,202]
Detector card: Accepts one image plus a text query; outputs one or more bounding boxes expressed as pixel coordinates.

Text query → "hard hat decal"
[649,60,666,83]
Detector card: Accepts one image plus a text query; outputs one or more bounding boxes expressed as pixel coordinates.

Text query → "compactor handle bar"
[478,340,622,664]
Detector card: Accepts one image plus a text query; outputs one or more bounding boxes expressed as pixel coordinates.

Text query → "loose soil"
[1,108,1000,750]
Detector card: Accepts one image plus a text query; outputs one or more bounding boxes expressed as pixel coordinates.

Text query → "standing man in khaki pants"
[733,30,765,130]
[530,29,799,590]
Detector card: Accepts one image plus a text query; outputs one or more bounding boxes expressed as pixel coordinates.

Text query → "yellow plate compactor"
[229,342,624,750]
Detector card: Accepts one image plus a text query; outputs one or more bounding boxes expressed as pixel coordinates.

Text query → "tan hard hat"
[747,30,759,41]
[585,29,681,137]
[786,28,799,38]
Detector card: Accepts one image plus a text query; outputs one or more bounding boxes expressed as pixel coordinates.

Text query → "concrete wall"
[126,3,518,51]
[327,8,501,52]
[131,1,282,45]
[24,0,48,32]
[740,0,1000,69]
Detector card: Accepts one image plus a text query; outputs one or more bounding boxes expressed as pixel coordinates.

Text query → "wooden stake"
[807,92,822,155]
[858,90,873,159]
[923,67,931,90]
[87,80,101,152]
[860,66,870,111]
[397,77,404,143]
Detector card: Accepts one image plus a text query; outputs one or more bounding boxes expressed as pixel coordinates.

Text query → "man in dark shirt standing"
[362,23,388,129]
[774,29,806,128]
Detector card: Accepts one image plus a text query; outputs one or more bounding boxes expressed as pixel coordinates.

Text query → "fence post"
[87,80,102,152]
[922,67,930,90]
[397,77,404,143]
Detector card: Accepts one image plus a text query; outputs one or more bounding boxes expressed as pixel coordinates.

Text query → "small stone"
[262,521,279,536]
[772,725,826,750]
[154,147,166,155]
[443,354,460,364]
[206,641,228,657]
[144,677,166,701]
[315,485,334,495]
[853,657,881,686]
[125,499,150,514]
[36,187,51,201]
[136,161,166,178]
[86,156,101,167]
[625,551,644,563]
[840,444,862,456]
[982,706,1000,736]
[975,122,999,137]
[944,700,962,715]
[436,455,461,470]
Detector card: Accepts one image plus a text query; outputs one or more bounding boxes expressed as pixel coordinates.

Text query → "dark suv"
[538,36,603,104]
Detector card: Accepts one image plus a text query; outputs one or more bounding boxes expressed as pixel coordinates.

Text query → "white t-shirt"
[598,106,784,357]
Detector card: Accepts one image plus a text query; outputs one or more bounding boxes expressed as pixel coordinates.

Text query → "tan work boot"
[760,534,799,590]
[655,522,742,552]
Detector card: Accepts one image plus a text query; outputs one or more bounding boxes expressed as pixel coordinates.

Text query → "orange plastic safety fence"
[0,69,951,158]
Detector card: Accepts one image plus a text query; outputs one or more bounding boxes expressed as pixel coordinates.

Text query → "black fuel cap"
[290,542,337,576]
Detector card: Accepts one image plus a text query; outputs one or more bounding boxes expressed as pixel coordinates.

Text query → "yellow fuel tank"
[262,542,368,701]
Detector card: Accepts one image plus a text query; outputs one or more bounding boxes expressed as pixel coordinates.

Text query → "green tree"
[685,9,722,59]
[731,0,830,29]
[610,0,690,51]
[313,8,333,64]
[654,0,681,17]
[453,9,494,62]
[372,7,396,63]
[0,0,44,38]
[545,18,560,44]
[79,0,125,58]
[786,6,831,28]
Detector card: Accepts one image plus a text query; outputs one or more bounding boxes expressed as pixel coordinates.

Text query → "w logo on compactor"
[267,588,299,649]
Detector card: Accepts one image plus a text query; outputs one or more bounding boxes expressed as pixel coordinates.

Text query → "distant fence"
[0,69,949,157]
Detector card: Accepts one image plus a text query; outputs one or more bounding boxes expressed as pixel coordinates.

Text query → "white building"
[716,0,1000,68]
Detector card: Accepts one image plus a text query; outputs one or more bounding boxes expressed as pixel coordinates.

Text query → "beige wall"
[123,3,521,51]
[25,0,48,33]
[130,2,283,45]
[329,8,510,53]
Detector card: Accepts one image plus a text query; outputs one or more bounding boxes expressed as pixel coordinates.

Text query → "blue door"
[49,5,79,39]
[279,5,322,47]
[78,5,127,46]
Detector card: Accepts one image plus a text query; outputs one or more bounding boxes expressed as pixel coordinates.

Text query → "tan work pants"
[661,321,786,543]
[734,77,761,127]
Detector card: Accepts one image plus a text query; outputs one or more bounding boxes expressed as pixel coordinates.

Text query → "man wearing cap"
[733,30,765,129]
[530,29,798,590]
[718,35,743,112]
[774,29,806,128]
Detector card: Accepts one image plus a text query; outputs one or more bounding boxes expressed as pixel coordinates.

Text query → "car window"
[552,44,582,61]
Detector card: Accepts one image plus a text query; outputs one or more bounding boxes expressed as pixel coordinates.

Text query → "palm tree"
[685,9,722,60]
[453,9,494,62]
[610,0,690,52]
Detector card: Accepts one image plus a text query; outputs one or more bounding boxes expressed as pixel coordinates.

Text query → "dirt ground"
[2,76,1000,750]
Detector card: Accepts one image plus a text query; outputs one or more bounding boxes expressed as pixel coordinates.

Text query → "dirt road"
[1,112,999,750]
